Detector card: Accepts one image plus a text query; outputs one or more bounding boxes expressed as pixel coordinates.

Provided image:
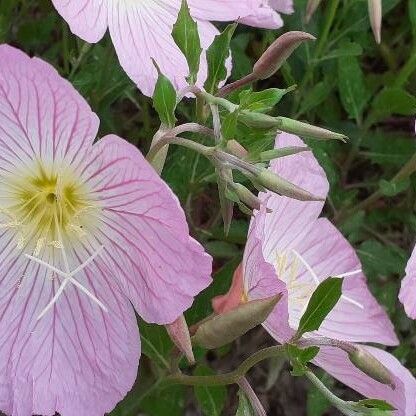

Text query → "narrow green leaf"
[296,277,343,337]
[337,54,369,122]
[239,87,295,113]
[172,0,202,84]
[152,63,177,127]
[286,345,320,376]
[194,366,227,416]
[379,178,410,197]
[204,23,237,93]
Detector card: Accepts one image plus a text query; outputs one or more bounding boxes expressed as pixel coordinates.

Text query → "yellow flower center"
[0,161,100,254]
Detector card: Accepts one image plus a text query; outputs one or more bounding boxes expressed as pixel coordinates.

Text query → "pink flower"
[51,0,293,96]
[399,246,416,318]
[217,133,416,415]
[0,44,212,416]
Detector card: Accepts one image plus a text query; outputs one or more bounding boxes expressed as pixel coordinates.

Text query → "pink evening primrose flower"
[214,133,416,415]
[51,0,293,96]
[399,242,416,319]
[0,44,212,416]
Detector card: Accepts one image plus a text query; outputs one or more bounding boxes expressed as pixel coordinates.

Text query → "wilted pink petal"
[166,315,195,364]
[314,346,416,416]
[51,0,292,95]
[0,44,212,415]
[399,244,416,318]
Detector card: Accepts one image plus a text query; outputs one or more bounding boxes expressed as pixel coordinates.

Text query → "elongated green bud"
[232,183,261,211]
[226,139,249,159]
[368,0,382,44]
[256,169,324,201]
[277,117,347,142]
[253,31,316,80]
[348,346,395,388]
[192,295,282,349]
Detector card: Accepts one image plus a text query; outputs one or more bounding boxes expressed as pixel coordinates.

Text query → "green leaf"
[368,87,416,126]
[358,399,396,411]
[139,321,172,370]
[235,390,255,416]
[140,384,186,416]
[337,54,370,122]
[379,178,411,197]
[152,64,177,127]
[286,345,320,376]
[204,23,237,93]
[172,0,202,84]
[409,0,416,37]
[239,87,294,113]
[296,278,343,337]
[298,81,333,116]
[221,110,239,141]
[194,366,227,416]
[315,41,363,62]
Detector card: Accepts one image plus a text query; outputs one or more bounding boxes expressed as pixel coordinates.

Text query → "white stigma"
[25,243,108,320]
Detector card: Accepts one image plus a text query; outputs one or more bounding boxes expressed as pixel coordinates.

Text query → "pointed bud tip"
[348,347,394,388]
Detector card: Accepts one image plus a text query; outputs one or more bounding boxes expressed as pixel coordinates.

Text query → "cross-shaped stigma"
[25,244,108,320]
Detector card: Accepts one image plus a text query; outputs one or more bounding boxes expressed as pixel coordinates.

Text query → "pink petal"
[399,244,416,318]
[0,243,139,416]
[259,133,329,265]
[212,263,245,314]
[51,0,108,43]
[188,0,266,21]
[314,346,416,416]
[83,134,212,324]
[239,4,284,29]
[269,0,294,14]
[289,218,398,345]
[244,204,293,343]
[0,45,99,168]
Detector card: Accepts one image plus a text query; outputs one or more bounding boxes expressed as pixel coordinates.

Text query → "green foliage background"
[1,0,415,414]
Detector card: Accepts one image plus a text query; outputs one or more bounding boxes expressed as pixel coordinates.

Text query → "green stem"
[164,346,285,387]
[69,42,92,80]
[393,47,416,88]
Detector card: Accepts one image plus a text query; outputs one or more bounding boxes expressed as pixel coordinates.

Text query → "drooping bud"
[305,0,323,23]
[231,183,261,211]
[277,117,347,142]
[227,139,249,159]
[348,346,395,388]
[368,0,382,44]
[256,168,324,201]
[192,295,282,349]
[253,31,316,80]
[218,168,234,235]
[166,314,195,365]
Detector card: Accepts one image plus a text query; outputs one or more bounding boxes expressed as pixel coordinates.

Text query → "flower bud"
[192,294,282,349]
[226,139,249,159]
[306,0,323,23]
[253,31,316,80]
[232,183,261,211]
[254,146,310,163]
[256,168,324,201]
[277,117,347,142]
[368,0,382,44]
[166,314,195,365]
[348,346,395,388]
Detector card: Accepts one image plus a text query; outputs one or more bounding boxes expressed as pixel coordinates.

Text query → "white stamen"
[70,245,104,277]
[341,295,364,309]
[26,243,108,318]
[37,278,70,320]
[335,269,362,278]
[67,276,108,313]
[291,249,320,285]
